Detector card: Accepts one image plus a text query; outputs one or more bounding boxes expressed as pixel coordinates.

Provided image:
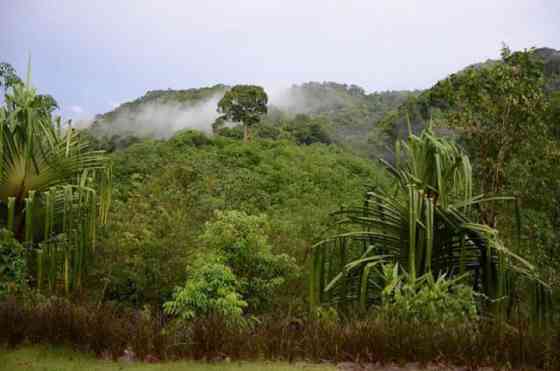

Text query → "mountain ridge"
[86,47,559,157]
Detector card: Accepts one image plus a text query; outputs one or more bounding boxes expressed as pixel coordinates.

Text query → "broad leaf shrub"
[200,210,299,312]
[163,258,247,324]
[376,263,478,324]
[164,211,298,323]
[0,229,27,299]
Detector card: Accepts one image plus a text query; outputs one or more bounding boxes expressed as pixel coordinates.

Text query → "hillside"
[86,47,559,159]
[98,131,385,305]
[87,82,415,156]
[376,47,560,146]
[88,84,229,139]
[272,82,417,155]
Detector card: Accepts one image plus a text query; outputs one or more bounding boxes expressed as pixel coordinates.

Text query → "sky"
[1,0,559,120]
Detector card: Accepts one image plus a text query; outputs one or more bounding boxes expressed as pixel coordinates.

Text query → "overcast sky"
[1,0,559,119]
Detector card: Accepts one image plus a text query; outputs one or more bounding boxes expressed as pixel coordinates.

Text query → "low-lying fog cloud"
[89,94,224,138]
[86,84,324,138]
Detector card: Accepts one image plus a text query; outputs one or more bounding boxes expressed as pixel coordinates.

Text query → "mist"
[86,84,326,139]
[89,93,224,139]
[268,83,357,115]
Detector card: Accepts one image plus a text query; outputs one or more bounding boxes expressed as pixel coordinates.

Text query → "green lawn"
[0,346,336,371]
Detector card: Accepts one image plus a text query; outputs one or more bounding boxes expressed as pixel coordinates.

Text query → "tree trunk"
[243,124,251,143]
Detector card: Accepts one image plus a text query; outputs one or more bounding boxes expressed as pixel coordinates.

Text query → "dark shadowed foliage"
[1,297,559,369]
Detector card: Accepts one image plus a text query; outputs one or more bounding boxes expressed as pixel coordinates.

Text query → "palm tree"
[310,126,546,317]
[0,71,111,293]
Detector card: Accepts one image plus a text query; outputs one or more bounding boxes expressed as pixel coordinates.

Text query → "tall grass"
[1,297,558,369]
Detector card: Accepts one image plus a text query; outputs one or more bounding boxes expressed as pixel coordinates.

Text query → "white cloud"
[96,93,224,138]
[69,105,84,114]
[3,0,558,115]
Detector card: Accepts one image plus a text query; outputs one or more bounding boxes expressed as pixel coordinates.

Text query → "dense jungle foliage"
[94,132,382,308]
[1,46,560,369]
[376,47,560,296]
[89,81,415,156]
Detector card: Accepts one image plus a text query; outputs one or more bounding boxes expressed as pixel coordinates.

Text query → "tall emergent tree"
[217,85,268,143]
[0,67,111,294]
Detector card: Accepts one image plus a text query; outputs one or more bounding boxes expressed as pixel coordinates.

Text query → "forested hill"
[468,47,560,90]
[272,82,417,155]
[88,84,229,140]
[376,47,560,144]
[87,47,559,157]
[87,81,415,156]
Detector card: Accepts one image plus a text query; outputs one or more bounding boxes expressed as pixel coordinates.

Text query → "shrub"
[0,229,27,299]
[163,257,247,324]
[163,211,299,323]
[0,296,168,358]
[200,210,299,312]
[283,114,333,145]
[170,129,212,147]
[1,297,559,368]
[377,263,479,324]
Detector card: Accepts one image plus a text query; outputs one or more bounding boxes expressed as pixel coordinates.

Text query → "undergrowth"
[0,297,558,369]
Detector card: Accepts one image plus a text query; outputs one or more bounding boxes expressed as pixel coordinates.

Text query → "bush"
[170,129,212,148]
[377,264,479,324]
[0,229,27,299]
[1,297,559,368]
[163,257,247,324]
[0,296,168,359]
[163,211,299,323]
[200,210,299,312]
[283,114,333,145]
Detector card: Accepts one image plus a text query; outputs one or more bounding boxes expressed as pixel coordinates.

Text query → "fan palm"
[0,72,111,293]
[310,126,546,317]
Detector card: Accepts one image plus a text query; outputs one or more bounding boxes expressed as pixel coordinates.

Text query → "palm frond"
[310,127,547,317]
[0,78,111,294]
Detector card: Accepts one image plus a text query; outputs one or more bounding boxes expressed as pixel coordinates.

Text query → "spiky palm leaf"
[310,127,543,316]
[0,75,111,293]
